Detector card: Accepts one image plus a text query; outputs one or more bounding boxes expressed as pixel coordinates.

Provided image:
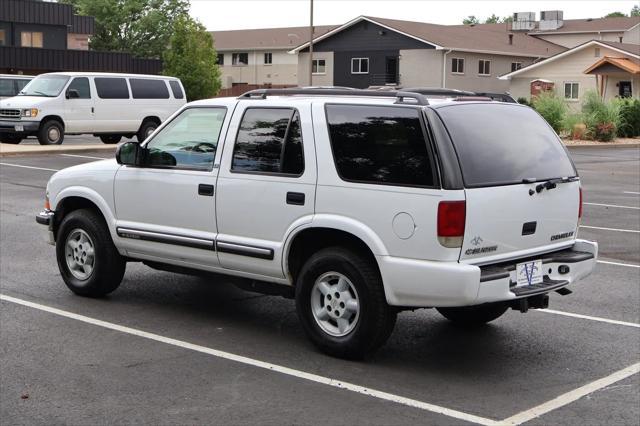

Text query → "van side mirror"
[116,142,142,166]
[66,89,80,99]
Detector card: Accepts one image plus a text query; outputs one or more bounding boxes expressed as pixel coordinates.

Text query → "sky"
[190,0,639,31]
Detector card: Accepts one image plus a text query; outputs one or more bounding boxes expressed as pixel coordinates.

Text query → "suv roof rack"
[238,88,429,105]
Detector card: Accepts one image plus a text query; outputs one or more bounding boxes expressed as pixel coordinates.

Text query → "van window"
[67,77,91,99]
[169,81,184,99]
[326,105,435,187]
[232,108,304,175]
[0,79,14,97]
[130,78,170,99]
[15,79,30,93]
[95,78,129,99]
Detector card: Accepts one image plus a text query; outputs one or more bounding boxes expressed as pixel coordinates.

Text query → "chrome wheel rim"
[145,126,156,137]
[48,127,60,142]
[310,272,360,337]
[64,229,95,280]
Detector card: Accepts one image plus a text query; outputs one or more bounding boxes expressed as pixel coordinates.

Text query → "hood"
[0,95,54,108]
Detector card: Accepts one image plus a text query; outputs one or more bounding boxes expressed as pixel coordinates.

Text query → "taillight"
[438,201,466,248]
[578,187,583,220]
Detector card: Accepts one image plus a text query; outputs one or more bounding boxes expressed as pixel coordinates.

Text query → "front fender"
[53,186,118,239]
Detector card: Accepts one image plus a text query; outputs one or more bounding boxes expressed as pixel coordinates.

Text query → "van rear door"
[435,103,580,264]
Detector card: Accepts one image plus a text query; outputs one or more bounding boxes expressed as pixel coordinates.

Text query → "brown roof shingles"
[211,25,336,50]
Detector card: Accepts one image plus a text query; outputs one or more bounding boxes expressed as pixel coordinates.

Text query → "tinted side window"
[326,105,434,187]
[0,79,14,96]
[95,78,129,99]
[232,108,304,175]
[169,81,184,99]
[16,79,31,92]
[67,77,91,99]
[130,78,170,99]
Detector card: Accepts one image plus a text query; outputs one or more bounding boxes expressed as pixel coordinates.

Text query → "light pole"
[308,0,314,86]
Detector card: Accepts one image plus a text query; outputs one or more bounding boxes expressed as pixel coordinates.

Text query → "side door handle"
[198,184,214,196]
[286,192,305,206]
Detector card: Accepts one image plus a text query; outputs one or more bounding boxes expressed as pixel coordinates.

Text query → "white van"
[0,72,186,145]
[0,74,34,101]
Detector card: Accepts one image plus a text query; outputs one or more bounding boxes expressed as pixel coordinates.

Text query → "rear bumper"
[0,120,40,135]
[377,239,598,307]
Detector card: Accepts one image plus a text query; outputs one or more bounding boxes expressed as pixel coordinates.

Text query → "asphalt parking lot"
[1,146,638,425]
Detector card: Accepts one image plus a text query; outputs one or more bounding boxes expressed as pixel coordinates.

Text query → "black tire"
[137,120,158,143]
[56,209,126,297]
[0,134,22,144]
[99,135,122,144]
[295,247,396,359]
[37,120,64,145]
[437,302,509,327]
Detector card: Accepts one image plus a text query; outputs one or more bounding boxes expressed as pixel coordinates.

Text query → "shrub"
[617,98,640,138]
[581,91,621,141]
[517,97,531,106]
[562,113,586,139]
[532,91,567,133]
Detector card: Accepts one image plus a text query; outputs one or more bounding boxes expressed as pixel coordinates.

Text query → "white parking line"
[580,225,640,234]
[623,191,640,195]
[0,294,498,426]
[0,162,59,172]
[60,154,109,160]
[536,309,640,328]
[584,202,640,210]
[597,260,640,269]
[501,362,640,425]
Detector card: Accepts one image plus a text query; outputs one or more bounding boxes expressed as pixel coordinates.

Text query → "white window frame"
[511,62,522,72]
[451,57,464,74]
[564,82,580,101]
[594,47,601,58]
[478,59,491,76]
[232,52,248,66]
[351,57,369,74]
[312,59,326,75]
[264,52,272,65]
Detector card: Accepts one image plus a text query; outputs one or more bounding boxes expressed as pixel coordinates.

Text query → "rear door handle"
[198,184,214,196]
[286,192,305,205]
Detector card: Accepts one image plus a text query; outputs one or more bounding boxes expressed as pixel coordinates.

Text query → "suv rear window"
[436,104,576,187]
[326,105,435,187]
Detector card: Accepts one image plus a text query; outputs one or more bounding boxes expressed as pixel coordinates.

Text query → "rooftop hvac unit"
[539,10,564,30]
[511,12,536,31]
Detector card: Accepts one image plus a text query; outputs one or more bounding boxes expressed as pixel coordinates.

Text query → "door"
[92,76,133,132]
[114,106,230,267]
[385,57,398,84]
[64,77,94,133]
[619,81,632,98]
[216,104,316,278]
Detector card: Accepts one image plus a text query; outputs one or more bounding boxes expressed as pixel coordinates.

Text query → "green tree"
[605,11,627,18]
[500,16,513,23]
[61,0,190,58]
[631,5,640,16]
[484,14,500,24]
[163,17,221,101]
[462,15,480,25]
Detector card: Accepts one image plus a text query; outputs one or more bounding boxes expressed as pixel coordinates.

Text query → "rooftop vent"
[539,10,564,30]
[511,12,536,31]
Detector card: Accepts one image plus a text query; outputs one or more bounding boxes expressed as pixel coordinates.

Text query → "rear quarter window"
[326,104,436,187]
[436,103,576,187]
[95,77,130,99]
[169,81,184,99]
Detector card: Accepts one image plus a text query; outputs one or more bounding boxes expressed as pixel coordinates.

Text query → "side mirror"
[116,142,142,166]
[66,89,80,99]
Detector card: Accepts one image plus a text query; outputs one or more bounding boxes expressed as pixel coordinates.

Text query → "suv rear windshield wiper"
[535,176,579,193]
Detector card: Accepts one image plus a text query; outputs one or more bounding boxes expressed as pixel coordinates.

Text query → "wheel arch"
[39,115,65,130]
[52,188,116,241]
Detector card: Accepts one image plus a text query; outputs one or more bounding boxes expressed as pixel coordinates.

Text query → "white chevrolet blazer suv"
[37,88,597,359]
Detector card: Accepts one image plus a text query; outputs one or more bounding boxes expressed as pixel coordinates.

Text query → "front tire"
[56,209,126,297]
[99,135,122,144]
[437,302,508,327]
[37,120,64,145]
[295,247,396,359]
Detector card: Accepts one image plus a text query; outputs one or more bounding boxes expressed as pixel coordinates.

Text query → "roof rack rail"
[238,88,429,105]
[403,87,475,97]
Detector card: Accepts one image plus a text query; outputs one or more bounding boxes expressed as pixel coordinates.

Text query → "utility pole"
[308,0,314,86]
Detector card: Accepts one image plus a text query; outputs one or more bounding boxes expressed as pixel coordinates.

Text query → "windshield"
[436,103,577,188]
[19,75,70,97]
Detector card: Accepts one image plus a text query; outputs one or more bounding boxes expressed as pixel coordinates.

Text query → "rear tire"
[99,135,122,144]
[137,120,158,143]
[56,209,126,297]
[295,247,396,359]
[37,120,64,145]
[0,134,22,144]
[437,302,508,327]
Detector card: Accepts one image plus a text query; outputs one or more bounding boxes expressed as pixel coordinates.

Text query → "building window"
[451,58,464,74]
[232,53,248,66]
[216,54,224,65]
[312,59,326,74]
[478,60,491,76]
[594,47,600,58]
[21,31,43,48]
[351,58,369,74]
[0,29,5,46]
[511,62,522,72]
[264,52,272,65]
[564,82,579,100]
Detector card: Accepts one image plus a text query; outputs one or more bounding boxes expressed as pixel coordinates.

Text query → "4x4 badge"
[470,236,483,246]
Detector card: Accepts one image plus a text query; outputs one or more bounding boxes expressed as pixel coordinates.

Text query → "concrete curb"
[564,143,640,149]
[0,143,117,157]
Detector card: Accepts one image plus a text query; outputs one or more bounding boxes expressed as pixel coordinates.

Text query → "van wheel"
[38,120,64,145]
[99,135,122,144]
[437,302,509,327]
[295,247,396,359]
[137,120,158,143]
[0,134,22,144]
[56,209,126,297]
